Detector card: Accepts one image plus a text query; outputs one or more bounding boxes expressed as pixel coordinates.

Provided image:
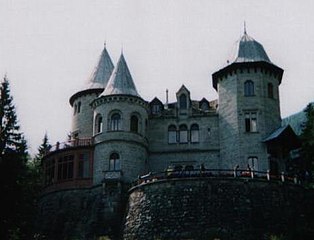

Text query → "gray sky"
[1,0,314,155]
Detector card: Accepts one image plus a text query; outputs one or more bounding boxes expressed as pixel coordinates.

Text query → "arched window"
[109,153,121,171]
[268,83,274,98]
[179,94,187,109]
[190,124,199,143]
[130,115,139,133]
[94,114,103,134]
[179,124,188,143]
[110,113,121,131]
[244,80,254,96]
[74,104,77,115]
[168,125,177,144]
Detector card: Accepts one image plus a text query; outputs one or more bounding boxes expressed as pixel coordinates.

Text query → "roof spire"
[85,44,114,89]
[244,21,247,35]
[101,53,140,97]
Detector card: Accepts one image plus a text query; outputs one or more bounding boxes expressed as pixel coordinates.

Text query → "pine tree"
[33,133,51,186]
[0,76,29,239]
[300,103,314,175]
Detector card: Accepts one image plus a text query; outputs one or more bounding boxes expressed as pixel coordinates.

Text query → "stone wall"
[37,184,127,240]
[124,178,314,240]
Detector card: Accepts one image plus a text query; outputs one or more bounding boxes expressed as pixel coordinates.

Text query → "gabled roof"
[232,32,271,64]
[85,45,114,89]
[176,84,190,96]
[101,53,140,97]
[263,125,300,149]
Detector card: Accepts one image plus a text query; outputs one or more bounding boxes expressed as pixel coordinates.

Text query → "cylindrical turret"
[69,45,114,139]
[91,53,149,184]
[212,31,284,171]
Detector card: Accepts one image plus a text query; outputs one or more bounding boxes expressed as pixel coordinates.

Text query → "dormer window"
[152,104,161,115]
[179,94,187,109]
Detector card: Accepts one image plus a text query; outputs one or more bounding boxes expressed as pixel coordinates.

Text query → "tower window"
[190,124,199,143]
[110,113,121,131]
[130,115,139,133]
[74,104,77,115]
[179,124,188,143]
[77,101,81,113]
[179,94,187,109]
[109,153,121,171]
[95,114,103,134]
[268,83,274,98]
[168,125,177,144]
[245,112,257,132]
[244,80,254,96]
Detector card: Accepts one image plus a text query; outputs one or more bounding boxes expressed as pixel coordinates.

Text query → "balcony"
[103,170,123,182]
[45,138,93,155]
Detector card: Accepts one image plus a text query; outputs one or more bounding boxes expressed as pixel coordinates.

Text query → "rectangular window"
[78,153,90,178]
[245,112,257,132]
[57,155,74,180]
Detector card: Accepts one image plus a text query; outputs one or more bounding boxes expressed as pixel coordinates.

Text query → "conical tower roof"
[85,44,114,89]
[69,44,114,106]
[101,53,140,97]
[232,32,271,63]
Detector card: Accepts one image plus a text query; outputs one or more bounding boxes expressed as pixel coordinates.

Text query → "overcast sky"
[1,0,314,155]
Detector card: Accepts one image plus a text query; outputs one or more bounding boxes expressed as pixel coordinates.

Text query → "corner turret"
[69,44,114,139]
[212,30,284,172]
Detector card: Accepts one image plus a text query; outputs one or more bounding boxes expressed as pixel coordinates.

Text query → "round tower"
[69,45,114,139]
[91,53,149,184]
[212,30,284,171]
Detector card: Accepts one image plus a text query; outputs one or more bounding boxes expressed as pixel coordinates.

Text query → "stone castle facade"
[39,31,301,239]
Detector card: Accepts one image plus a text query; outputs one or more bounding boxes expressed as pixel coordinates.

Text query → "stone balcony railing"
[103,170,123,181]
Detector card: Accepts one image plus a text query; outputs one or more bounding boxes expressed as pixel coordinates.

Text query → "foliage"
[0,76,34,239]
[300,103,314,173]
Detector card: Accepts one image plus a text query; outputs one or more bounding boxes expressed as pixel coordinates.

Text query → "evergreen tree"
[0,76,29,239]
[33,133,51,187]
[300,103,314,174]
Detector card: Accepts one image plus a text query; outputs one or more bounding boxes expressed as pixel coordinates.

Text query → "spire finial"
[244,21,247,35]
[104,40,106,48]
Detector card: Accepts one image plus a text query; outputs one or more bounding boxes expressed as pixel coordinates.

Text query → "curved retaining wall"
[124,178,314,240]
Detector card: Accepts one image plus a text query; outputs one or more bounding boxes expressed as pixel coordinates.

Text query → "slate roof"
[101,53,140,97]
[232,32,271,64]
[263,125,290,142]
[85,45,114,90]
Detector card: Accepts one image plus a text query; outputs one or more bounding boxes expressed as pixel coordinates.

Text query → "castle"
[39,30,303,239]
